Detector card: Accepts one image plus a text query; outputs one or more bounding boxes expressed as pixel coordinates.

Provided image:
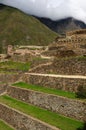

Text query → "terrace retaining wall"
[0,73,86,93]
[0,73,22,83]
[0,103,59,130]
[29,58,86,76]
[23,73,86,93]
[0,84,7,95]
[7,86,86,122]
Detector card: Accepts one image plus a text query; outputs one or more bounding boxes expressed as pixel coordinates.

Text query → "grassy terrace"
[0,95,83,130]
[0,82,5,84]
[0,120,14,130]
[13,82,77,99]
[0,61,30,72]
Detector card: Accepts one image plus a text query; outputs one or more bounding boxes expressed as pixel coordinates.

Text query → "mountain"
[37,17,86,34]
[0,5,57,53]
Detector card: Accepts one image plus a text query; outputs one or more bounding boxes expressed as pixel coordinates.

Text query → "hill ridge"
[0,5,57,53]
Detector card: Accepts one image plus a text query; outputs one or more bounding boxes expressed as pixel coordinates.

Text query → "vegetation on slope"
[13,82,77,99]
[13,82,86,100]
[0,119,14,130]
[0,6,57,53]
[0,61,30,73]
[0,95,83,130]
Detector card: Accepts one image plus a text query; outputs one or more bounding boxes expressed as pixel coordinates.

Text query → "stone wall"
[23,73,86,93]
[50,35,86,56]
[0,73,22,83]
[67,29,86,36]
[7,86,86,122]
[0,84,7,95]
[11,54,32,62]
[53,58,86,76]
[0,103,58,130]
[0,72,85,93]
[30,58,86,76]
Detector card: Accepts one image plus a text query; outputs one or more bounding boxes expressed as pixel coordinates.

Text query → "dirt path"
[29,62,52,72]
[40,55,52,59]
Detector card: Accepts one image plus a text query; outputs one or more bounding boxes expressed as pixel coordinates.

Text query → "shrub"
[76,86,86,99]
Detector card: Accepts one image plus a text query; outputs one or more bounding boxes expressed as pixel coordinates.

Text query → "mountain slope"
[0,6,57,53]
[37,17,86,34]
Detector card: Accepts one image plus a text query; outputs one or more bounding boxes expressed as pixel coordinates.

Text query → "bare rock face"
[37,17,86,34]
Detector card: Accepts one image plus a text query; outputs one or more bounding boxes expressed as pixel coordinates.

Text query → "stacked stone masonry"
[0,103,59,130]
[0,84,7,95]
[0,73,86,93]
[23,73,86,93]
[7,86,86,122]
[29,58,86,76]
[52,29,86,56]
[0,73,22,83]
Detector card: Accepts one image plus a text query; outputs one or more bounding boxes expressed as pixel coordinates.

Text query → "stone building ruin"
[7,45,14,56]
[48,29,86,57]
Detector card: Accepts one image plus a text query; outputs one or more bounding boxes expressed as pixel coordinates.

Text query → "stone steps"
[7,85,86,122]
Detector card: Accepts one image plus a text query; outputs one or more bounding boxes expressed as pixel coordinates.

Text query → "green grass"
[13,82,77,99]
[0,61,30,72]
[76,56,86,60]
[0,6,57,53]
[0,95,83,130]
[0,82,5,84]
[0,120,14,130]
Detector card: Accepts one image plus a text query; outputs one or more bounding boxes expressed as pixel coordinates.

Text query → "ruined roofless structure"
[55,29,86,43]
[67,29,86,36]
[48,29,86,56]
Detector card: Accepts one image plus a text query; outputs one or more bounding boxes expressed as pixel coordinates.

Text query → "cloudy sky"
[0,0,86,23]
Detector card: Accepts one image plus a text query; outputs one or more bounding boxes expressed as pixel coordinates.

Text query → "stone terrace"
[0,29,86,130]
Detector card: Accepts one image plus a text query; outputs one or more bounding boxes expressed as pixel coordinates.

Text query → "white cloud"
[0,0,86,23]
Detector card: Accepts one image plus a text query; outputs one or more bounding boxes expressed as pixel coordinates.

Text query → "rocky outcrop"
[37,17,86,34]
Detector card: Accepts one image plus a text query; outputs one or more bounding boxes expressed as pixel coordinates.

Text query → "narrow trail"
[29,62,52,72]
[26,73,86,79]
[40,55,52,59]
